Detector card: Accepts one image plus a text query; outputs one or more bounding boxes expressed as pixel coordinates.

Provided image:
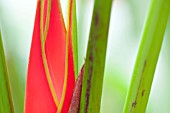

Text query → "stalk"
[124,0,170,112]
[0,31,14,113]
[79,0,112,113]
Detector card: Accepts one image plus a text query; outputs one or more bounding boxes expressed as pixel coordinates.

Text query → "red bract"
[60,0,76,112]
[24,0,75,112]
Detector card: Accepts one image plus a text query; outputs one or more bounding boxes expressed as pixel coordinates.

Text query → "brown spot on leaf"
[85,52,94,113]
[132,101,137,108]
[142,90,145,97]
[142,60,147,74]
[95,12,99,27]
[130,60,147,112]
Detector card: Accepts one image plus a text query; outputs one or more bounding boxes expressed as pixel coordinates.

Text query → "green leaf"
[67,0,78,78]
[0,31,14,113]
[79,0,113,113]
[123,0,170,112]
[71,0,78,78]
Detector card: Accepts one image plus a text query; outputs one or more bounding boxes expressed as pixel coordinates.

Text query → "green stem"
[0,31,14,113]
[79,0,112,113]
[123,0,170,112]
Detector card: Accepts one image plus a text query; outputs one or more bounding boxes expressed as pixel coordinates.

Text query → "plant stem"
[0,31,14,113]
[123,0,170,112]
[79,0,112,113]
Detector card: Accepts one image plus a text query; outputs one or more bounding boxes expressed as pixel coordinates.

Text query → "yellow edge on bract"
[57,0,75,112]
[43,0,51,42]
[40,0,59,107]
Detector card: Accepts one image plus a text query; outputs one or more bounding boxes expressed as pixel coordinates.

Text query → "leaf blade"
[123,0,170,112]
[0,31,14,113]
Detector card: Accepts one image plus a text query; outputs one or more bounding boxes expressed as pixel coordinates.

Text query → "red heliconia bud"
[24,0,76,113]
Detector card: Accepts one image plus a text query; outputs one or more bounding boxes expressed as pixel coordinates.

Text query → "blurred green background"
[0,0,169,113]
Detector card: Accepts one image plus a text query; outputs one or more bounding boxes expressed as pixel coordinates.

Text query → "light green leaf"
[0,31,14,113]
[124,0,170,112]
